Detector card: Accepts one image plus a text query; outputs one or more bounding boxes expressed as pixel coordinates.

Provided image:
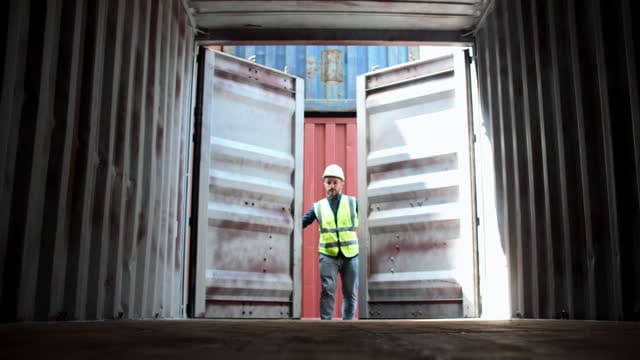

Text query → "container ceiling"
[185,0,490,44]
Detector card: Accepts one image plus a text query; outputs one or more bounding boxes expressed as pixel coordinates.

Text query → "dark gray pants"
[319,253,358,320]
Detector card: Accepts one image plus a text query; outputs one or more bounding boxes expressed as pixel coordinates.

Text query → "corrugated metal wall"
[475,0,640,320]
[0,0,195,321]
[222,45,420,112]
[302,117,358,319]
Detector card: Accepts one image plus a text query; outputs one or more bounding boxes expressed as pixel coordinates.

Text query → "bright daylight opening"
[467,48,511,320]
[200,43,510,320]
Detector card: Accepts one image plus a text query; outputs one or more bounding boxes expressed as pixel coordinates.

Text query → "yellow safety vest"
[313,195,359,257]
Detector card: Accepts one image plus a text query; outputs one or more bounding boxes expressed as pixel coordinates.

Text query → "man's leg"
[319,254,339,320]
[340,255,359,320]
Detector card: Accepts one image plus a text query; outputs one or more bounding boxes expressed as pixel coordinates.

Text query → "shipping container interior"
[1,0,638,325]
[176,0,640,323]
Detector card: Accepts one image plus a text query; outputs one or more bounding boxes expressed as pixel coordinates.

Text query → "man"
[302,164,359,320]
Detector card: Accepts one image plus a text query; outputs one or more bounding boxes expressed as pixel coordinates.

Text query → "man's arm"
[302,205,316,228]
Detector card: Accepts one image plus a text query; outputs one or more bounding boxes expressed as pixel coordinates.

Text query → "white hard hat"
[322,164,344,181]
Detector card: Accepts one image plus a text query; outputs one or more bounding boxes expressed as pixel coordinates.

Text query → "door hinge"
[465,49,475,64]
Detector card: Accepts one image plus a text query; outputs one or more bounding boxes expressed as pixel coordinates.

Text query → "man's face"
[324,177,343,197]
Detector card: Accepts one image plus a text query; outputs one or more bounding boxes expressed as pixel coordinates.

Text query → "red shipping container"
[302,117,358,319]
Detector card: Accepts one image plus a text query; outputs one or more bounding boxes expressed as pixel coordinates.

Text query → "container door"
[193,49,304,318]
[356,52,477,318]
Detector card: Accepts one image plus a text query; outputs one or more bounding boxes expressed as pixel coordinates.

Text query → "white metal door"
[194,50,304,318]
[357,51,477,318]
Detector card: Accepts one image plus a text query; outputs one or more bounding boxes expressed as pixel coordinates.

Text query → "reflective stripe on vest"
[313,195,359,257]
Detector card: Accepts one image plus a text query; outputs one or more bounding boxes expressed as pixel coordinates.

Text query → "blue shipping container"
[222,45,420,112]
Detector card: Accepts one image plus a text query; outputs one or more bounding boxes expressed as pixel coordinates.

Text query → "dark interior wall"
[475,0,639,320]
[0,0,195,321]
